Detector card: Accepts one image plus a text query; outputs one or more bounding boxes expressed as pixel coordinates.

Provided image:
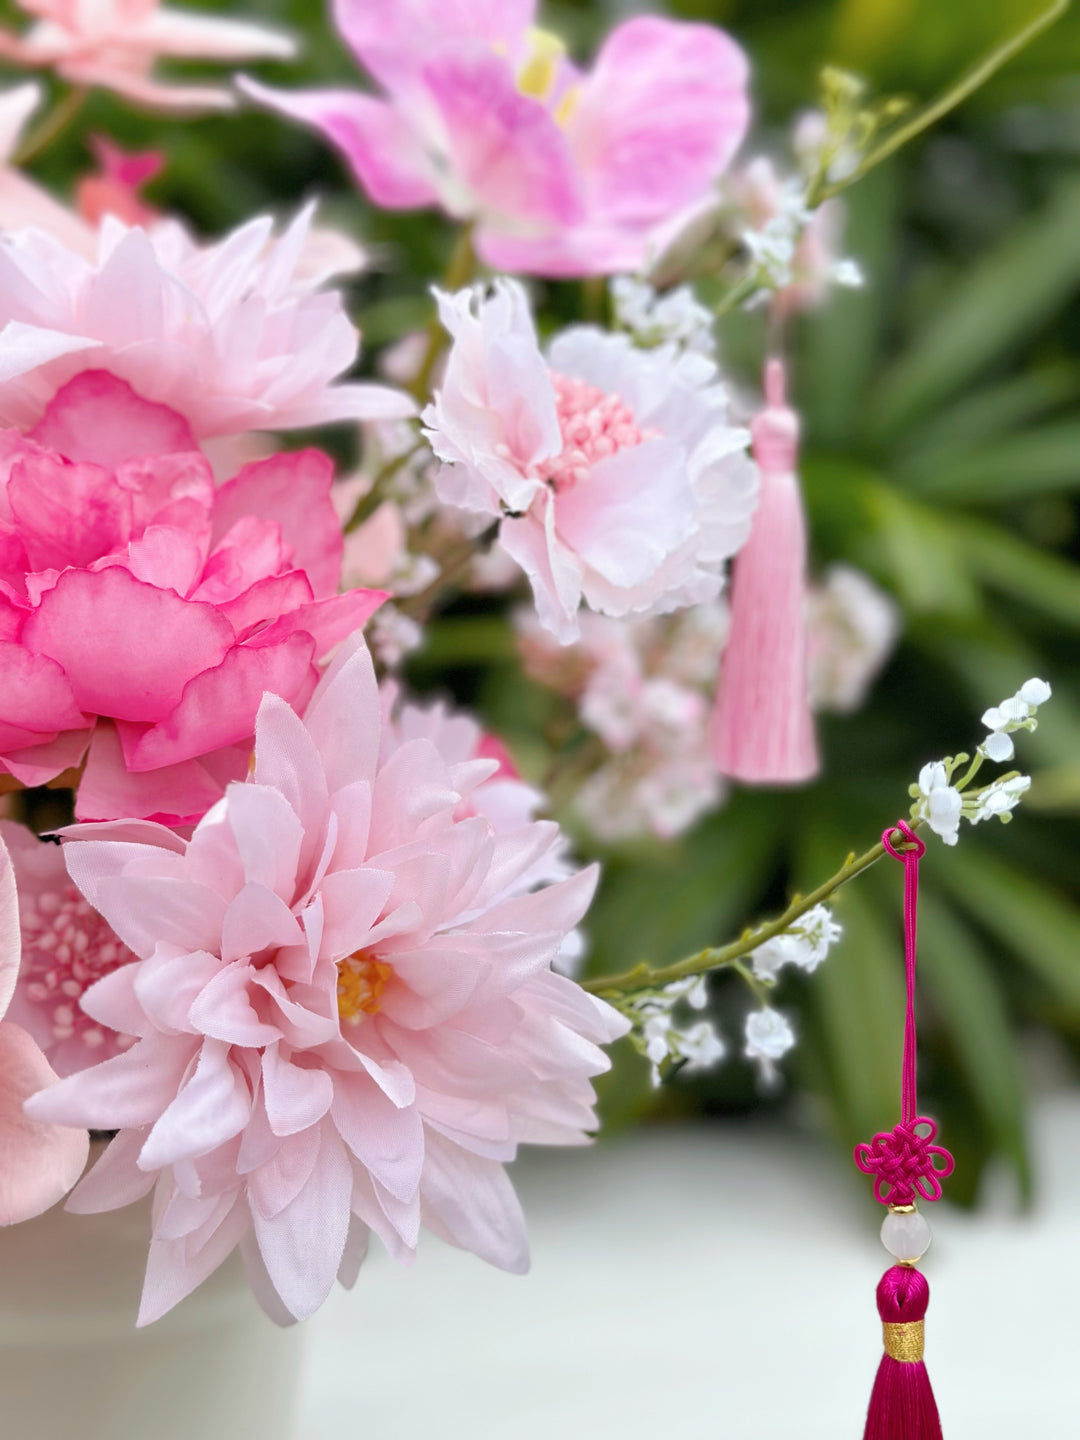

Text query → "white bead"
[880,1208,932,1262]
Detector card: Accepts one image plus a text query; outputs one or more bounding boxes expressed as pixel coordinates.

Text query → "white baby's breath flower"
[749,903,841,981]
[677,1021,726,1075]
[611,276,716,356]
[744,1008,795,1086]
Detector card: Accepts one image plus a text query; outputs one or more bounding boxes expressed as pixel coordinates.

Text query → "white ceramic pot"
[0,1177,303,1440]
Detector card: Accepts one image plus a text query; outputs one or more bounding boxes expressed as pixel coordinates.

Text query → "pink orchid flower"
[241,0,750,277]
[28,635,626,1324]
[0,0,295,113]
[0,829,88,1225]
[0,372,386,823]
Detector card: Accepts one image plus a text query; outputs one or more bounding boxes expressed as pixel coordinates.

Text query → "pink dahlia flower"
[28,636,625,1324]
[424,281,758,643]
[0,374,385,822]
[0,828,88,1224]
[0,0,294,113]
[240,1,749,277]
[0,205,411,442]
[0,819,137,1075]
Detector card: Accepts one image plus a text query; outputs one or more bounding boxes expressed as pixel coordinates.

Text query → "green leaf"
[933,844,1080,1016]
[872,174,1080,439]
[914,886,1031,1198]
[862,487,980,615]
[957,515,1080,627]
[901,419,1080,503]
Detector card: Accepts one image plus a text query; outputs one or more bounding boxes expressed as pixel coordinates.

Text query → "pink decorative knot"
[534,372,646,490]
[854,1117,955,1206]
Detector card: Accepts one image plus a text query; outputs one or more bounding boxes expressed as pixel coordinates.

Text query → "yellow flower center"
[512,27,581,126]
[336,951,391,1026]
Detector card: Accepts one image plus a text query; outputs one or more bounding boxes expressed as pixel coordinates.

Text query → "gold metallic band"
[882,1320,925,1363]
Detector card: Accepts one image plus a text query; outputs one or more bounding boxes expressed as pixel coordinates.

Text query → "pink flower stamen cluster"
[21,888,135,1051]
[535,372,645,489]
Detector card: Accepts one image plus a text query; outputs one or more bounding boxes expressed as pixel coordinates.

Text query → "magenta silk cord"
[853,822,955,1206]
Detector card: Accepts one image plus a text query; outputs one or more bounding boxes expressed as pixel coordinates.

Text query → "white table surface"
[297,1092,1080,1437]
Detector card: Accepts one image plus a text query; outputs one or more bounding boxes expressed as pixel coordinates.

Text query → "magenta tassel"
[864,1266,943,1440]
[711,358,818,784]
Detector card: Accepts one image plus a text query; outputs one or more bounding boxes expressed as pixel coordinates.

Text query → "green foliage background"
[6,0,1080,1207]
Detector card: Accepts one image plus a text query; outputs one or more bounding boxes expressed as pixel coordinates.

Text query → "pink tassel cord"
[711,357,819,784]
[855,822,954,1440]
[864,1267,943,1440]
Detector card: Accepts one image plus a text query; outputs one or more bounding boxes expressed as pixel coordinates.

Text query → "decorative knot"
[853,1117,955,1206]
[882,819,925,861]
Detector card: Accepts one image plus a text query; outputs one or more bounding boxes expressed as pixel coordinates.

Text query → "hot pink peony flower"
[27,635,626,1324]
[0,819,137,1075]
[0,373,385,822]
[0,83,96,253]
[0,828,89,1224]
[240,1,749,277]
[0,205,411,442]
[424,281,758,643]
[0,0,295,112]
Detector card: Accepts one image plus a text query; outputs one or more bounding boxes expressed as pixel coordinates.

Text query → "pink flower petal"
[25,1032,198,1130]
[137,1192,250,1328]
[251,1122,353,1319]
[24,567,234,722]
[65,1126,156,1214]
[0,824,20,1019]
[239,80,439,210]
[422,51,582,227]
[331,0,535,88]
[29,371,197,468]
[226,783,304,901]
[186,961,284,1047]
[76,723,228,824]
[0,1021,88,1224]
[138,1040,251,1170]
[247,1123,320,1220]
[211,449,345,600]
[122,634,317,771]
[301,632,382,794]
[262,1044,334,1137]
[220,882,305,966]
[331,1072,423,1202]
[420,1129,528,1273]
[567,17,750,226]
[0,639,87,737]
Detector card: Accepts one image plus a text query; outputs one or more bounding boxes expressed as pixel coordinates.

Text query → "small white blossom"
[981,730,1015,763]
[915,761,963,846]
[677,1021,726,1075]
[610,276,716,356]
[1020,677,1052,706]
[970,774,1031,825]
[368,606,423,669]
[744,1008,795,1086]
[750,904,842,981]
[626,976,723,1085]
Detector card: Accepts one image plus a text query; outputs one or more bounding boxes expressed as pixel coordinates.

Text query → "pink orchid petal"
[568,17,749,225]
[422,51,582,227]
[29,371,197,467]
[239,80,438,210]
[331,0,535,87]
[23,567,234,722]
[0,1022,88,1224]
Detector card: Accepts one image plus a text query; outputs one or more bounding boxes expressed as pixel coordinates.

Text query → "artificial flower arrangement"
[0,0,1065,1386]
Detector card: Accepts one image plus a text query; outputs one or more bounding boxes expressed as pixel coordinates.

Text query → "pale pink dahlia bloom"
[424,281,758,643]
[0,0,294,113]
[241,0,749,277]
[0,819,136,1076]
[0,206,411,442]
[0,374,384,822]
[0,829,88,1224]
[28,636,625,1324]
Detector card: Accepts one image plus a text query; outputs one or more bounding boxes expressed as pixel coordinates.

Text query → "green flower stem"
[342,438,425,534]
[809,0,1068,206]
[12,86,88,167]
[582,821,915,998]
[407,225,476,404]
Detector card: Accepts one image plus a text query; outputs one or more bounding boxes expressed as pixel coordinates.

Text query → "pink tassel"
[864,1266,943,1440]
[711,358,818,784]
